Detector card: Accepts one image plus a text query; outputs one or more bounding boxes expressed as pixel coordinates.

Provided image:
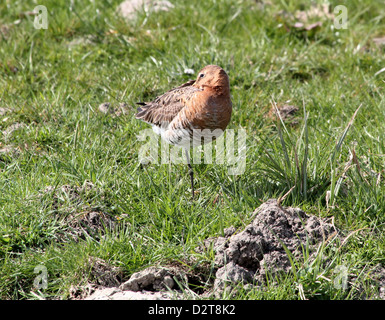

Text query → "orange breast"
[180,88,232,132]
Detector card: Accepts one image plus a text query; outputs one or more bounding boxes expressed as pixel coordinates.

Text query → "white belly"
[152,124,225,148]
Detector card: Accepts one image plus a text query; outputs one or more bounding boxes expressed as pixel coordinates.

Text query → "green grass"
[1,0,385,299]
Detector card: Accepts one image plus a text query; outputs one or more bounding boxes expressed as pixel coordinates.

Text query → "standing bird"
[136,65,232,198]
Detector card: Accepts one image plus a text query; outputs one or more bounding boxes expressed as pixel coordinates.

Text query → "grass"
[1,0,385,299]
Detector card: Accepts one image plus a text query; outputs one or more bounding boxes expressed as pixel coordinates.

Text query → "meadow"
[0,0,385,299]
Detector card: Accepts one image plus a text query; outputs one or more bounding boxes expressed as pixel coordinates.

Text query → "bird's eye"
[199,73,205,78]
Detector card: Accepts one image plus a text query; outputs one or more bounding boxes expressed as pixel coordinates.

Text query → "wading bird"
[136,65,232,198]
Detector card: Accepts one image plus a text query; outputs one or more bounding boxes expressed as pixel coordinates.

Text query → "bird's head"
[193,65,230,94]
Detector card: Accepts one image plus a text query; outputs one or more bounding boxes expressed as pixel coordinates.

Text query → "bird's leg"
[188,163,194,199]
[184,148,194,198]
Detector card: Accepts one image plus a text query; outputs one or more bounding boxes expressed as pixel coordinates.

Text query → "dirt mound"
[62,211,116,242]
[207,199,336,295]
[42,183,116,242]
[42,182,94,210]
[69,257,123,300]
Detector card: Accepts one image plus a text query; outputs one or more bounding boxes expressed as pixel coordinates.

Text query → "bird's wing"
[135,80,200,127]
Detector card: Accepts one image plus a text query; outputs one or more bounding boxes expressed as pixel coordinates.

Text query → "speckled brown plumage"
[136,65,232,147]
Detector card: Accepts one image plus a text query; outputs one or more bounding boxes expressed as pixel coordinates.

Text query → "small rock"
[373,37,385,46]
[184,68,195,75]
[163,275,175,289]
[214,261,254,293]
[271,104,299,120]
[117,0,174,20]
[67,35,95,48]
[98,102,129,116]
[120,266,175,291]
[98,102,112,114]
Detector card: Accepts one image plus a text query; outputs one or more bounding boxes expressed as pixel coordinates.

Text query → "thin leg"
[184,148,194,198]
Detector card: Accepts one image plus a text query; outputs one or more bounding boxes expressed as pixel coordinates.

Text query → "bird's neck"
[204,85,230,97]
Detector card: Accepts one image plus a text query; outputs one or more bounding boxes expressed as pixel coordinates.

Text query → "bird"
[135,65,232,198]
